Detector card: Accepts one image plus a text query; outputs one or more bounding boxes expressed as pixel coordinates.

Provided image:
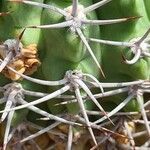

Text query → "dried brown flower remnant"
[2,44,40,80]
[115,121,135,145]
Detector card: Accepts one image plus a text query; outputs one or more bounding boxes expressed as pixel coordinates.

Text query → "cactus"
[0,0,150,149]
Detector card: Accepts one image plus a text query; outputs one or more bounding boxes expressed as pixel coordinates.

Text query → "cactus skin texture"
[0,0,150,149]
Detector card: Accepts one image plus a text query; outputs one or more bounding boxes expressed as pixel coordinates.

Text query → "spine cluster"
[0,0,150,149]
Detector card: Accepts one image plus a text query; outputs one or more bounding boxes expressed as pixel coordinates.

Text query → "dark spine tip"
[18,28,26,40]
[101,69,106,79]
[121,52,127,63]
[27,26,37,28]
[127,16,142,21]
